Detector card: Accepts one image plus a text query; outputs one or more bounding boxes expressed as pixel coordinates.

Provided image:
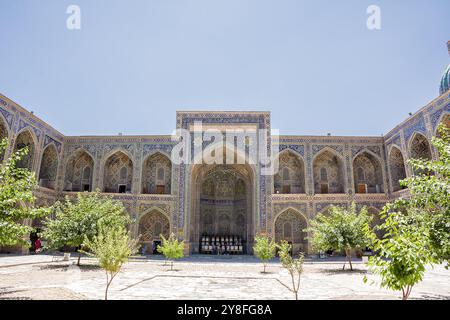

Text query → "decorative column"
[305,143,314,196]
[344,144,354,195]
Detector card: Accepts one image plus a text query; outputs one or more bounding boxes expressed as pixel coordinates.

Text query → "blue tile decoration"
[43,135,62,154]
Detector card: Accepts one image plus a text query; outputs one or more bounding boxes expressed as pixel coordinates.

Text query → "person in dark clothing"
[29,231,38,253]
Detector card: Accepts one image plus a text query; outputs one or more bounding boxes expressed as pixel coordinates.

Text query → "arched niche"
[352,151,383,194]
[64,149,94,192]
[274,208,308,255]
[274,150,305,194]
[409,133,432,161]
[103,151,133,194]
[141,152,172,194]
[388,146,407,192]
[313,149,346,194]
[39,144,59,189]
[138,209,170,254]
[14,129,36,170]
[189,161,255,254]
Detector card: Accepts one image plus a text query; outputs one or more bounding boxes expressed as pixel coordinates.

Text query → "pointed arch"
[409,132,433,175]
[274,149,305,194]
[64,148,95,192]
[273,208,308,255]
[313,148,346,194]
[103,150,133,193]
[141,151,172,194]
[409,132,432,161]
[14,128,38,170]
[352,150,383,194]
[39,144,59,189]
[388,145,407,192]
[138,208,171,254]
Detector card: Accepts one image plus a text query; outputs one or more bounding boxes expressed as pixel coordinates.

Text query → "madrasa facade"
[1,41,449,255]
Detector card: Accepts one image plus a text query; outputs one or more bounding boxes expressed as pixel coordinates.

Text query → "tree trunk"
[105,272,109,300]
[263,263,266,273]
[346,248,353,271]
[171,260,173,271]
[402,286,412,300]
[77,252,81,266]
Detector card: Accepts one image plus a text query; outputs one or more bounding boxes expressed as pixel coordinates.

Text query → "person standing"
[29,231,37,254]
[34,236,42,253]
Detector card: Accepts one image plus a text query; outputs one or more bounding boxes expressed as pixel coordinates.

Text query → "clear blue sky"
[0,0,449,136]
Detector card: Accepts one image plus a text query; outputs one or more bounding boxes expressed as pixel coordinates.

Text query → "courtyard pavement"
[0,253,449,300]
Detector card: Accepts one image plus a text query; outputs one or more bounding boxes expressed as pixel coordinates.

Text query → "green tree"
[253,234,277,273]
[277,240,304,300]
[389,123,450,266]
[364,123,450,299]
[364,207,432,300]
[0,139,50,246]
[83,224,138,300]
[306,202,373,270]
[42,191,131,265]
[157,232,184,271]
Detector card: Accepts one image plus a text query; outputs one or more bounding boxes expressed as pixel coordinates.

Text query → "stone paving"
[0,254,449,300]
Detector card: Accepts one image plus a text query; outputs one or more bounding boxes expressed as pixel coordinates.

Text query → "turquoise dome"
[440,64,450,95]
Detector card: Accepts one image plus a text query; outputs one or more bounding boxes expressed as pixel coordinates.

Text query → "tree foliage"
[277,240,304,300]
[42,191,131,264]
[83,224,138,300]
[365,124,450,299]
[306,202,373,270]
[0,139,50,246]
[157,232,184,271]
[253,234,277,273]
[392,123,450,266]
[365,207,431,300]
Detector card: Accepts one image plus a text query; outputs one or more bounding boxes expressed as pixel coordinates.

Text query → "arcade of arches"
[3,104,449,258]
